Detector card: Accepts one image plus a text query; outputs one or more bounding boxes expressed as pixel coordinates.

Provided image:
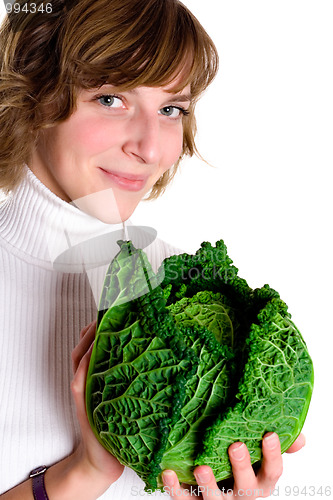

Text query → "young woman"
[0,0,304,498]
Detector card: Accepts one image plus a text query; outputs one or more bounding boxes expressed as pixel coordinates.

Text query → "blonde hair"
[0,0,218,198]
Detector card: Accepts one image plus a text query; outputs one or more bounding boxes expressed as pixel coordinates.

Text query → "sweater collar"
[0,166,127,270]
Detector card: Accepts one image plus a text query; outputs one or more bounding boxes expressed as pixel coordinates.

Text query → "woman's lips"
[98,168,147,192]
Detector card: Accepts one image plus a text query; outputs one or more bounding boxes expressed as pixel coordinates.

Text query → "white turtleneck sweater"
[0,167,181,497]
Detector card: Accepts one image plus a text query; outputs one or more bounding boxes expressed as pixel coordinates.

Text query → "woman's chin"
[70,188,135,224]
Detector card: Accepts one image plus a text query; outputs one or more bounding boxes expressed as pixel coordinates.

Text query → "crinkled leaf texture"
[86,240,313,491]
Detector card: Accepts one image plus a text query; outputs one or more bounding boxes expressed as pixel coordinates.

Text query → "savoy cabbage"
[86,239,313,490]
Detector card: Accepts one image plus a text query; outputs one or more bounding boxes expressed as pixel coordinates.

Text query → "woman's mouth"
[98,168,147,192]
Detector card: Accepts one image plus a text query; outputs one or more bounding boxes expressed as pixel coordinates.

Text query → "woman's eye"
[160,106,186,118]
[97,95,123,108]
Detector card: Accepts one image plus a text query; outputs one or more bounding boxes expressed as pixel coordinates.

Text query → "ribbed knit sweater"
[0,167,179,497]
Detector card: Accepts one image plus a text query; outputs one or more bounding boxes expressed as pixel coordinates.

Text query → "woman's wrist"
[44,446,123,500]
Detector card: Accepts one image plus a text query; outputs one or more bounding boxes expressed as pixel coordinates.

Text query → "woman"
[0,0,304,498]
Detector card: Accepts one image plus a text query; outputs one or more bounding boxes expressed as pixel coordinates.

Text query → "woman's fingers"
[193,466,223,498]
[228,442,257,496]
[162,470,186,498]
[79,322,92,340]
[255,433,283,495]
[71,336,92,423]
[71,321,96,432]
[285,433,305,453]
[71,321,103,457]
[229,433,283,498]
[162,467,223,499]
[72,320,96,374]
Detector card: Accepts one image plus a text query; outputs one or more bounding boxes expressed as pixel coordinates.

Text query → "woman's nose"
[122,113,161,165]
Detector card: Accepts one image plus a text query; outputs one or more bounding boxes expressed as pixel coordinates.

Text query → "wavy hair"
[0,0,219,198]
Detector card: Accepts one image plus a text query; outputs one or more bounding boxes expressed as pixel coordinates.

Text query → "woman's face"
[30,83,191,223]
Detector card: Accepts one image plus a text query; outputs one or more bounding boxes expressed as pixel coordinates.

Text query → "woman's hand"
[70,321,124,494]
[162,432,305,499]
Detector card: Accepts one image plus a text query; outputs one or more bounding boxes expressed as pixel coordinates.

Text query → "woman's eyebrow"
[124,88,193,102]
[169,93,192,103]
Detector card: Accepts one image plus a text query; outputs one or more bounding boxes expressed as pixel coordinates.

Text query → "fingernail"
[162,470,174,487]
[195,468,210,483]
[230,442,246,460]
[264,432,279,450]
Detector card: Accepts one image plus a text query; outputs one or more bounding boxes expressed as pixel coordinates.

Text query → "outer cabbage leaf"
[86,241,233,489]
[157,322,234,485]
[196,296,314,478]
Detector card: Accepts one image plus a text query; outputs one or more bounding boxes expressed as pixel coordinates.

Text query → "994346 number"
[5,3,53,14]
[283,485,332,496]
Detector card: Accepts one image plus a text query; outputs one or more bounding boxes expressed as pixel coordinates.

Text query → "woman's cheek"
[70,117,121,153]
[162,125,184,166]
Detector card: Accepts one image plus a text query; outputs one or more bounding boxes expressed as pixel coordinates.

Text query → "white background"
[134,2,333,498]
[1,2,332,498]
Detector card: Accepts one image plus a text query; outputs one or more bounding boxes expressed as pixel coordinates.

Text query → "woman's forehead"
[87,67,194,97]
